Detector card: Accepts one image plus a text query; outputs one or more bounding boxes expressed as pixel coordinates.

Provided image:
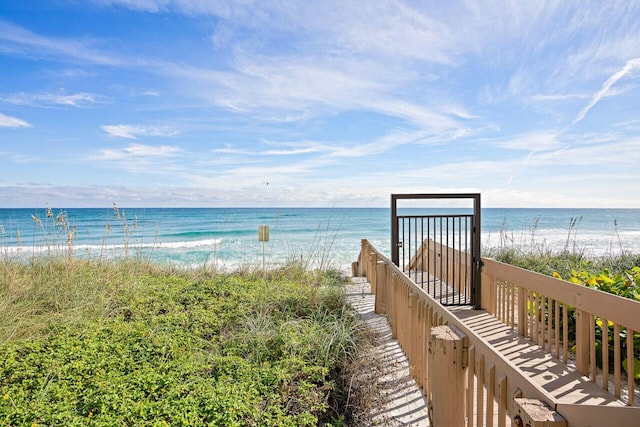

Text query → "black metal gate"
[391,194,481,308]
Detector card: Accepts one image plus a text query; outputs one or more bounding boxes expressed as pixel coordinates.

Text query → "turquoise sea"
[1,207,639,270]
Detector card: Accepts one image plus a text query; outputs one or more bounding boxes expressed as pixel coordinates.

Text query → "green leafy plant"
[554,268,640,380]
[0,259,371,426]
[564,266,640,302]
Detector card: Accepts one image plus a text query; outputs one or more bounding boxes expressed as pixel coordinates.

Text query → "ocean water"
[0,207,639,270]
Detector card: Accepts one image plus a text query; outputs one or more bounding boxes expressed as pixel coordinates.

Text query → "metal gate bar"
[398,214,472,305]
[391,194,481,308]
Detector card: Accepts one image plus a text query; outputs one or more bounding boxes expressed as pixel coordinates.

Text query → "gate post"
[391,194,399,266]
[429,324,467,426]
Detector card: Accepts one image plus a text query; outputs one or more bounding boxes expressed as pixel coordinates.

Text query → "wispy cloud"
[212,147,253,155]
[524,137,640,166]
[573,57,640,125]
[210,141,332,161]
[1,151,37,163]
[262,147,326,156]
[0,19,123,66]
[3,91,105,108]
[530,93,589,102]
[92,0,234,16]
[2,2,639,208]
[101,124,179,139]
[93,143,182,160]
[494,131,564,152]
[0,112,30,128]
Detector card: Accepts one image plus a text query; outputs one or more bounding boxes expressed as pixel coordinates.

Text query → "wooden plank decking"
[405,270,628,408]
[449,307,623,407]
[347,276,430,426]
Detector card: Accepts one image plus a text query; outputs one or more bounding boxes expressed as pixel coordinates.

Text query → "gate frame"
[391,193,482,309]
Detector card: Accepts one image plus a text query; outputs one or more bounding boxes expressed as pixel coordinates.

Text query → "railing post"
[512,398,566,427]
[429,324,467,427]
[355,239,367,277]
[518,286,527,337]
[575,309,591,376]
[391,273,398,339]
[358,240,366,277]
[481,268,495,312]
[369,252,377,294]
[375,260,387,314]
[408,291,418,363]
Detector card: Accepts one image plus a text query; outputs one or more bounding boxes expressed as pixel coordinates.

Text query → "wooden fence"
[355,239,640,426]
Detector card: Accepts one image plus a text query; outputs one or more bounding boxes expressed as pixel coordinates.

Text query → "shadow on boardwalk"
[347,276,430,426]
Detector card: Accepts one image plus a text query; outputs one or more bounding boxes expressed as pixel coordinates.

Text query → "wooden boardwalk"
[450,307,624,406]
[347,276,430,426]
[355,239,640,425]
[407,270,630,408]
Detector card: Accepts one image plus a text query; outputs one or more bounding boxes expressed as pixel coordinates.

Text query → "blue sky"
[1,1,639,208]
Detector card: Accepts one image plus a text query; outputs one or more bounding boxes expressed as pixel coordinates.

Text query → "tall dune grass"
[0,207,379,425]
[483,216,640,279]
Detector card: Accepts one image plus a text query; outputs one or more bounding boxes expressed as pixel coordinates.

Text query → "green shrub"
[554,267,640,380]
[0,260,368,426]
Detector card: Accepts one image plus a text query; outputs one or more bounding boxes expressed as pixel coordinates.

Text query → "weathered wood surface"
[429,325,466,426]
[356,239,640,426]
[449,306,624,406]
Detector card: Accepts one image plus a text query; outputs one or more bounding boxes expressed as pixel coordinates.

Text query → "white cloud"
[524,137,640,166]
[212,147,253,155]
[573,57,640,125]
[3,91,104,107]
[494,131,564,152]
[2,2,640,210]
[530,93,589,102]
[93,0,233,16]
[93,143,183,161]
[0,112,30,128]
[211,141,333,160]
[262,147,326,156]
[101,124,179,139]
[0,19,123,66]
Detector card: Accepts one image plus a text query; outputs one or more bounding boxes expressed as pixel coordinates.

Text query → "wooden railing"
[355,239,640,426]
[482,257,640,407]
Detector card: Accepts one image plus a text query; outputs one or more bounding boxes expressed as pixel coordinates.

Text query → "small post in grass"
[258,225,269,274]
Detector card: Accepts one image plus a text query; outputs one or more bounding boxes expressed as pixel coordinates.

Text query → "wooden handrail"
[355,239,640,426]
[480,255,639,406]
[482,258,640,332]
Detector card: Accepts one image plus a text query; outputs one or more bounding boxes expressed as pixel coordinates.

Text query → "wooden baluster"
[476,354,484,427]
[602,318,609,393]
[486,363,495,427]
[498,374,507,427]
[467,345,475,425]
[555,300,560,359]
[547,297,553,354]
[563,303,568,363]
[510,283,516,330]
[628,328,635,406]
[590,315,596,382]
[614,323,621,398]
[529,291,534,341]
